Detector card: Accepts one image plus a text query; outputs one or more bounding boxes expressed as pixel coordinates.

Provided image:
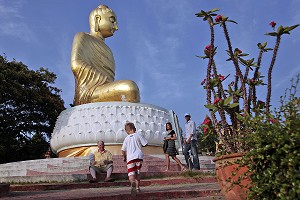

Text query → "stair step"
[0,155,216,183]
[0,171,189,184]
[3,182,222,200]
[0,174,88,184]
[10,176,217,191]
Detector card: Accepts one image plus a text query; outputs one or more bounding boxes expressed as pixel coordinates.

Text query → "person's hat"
[184,113,191,117]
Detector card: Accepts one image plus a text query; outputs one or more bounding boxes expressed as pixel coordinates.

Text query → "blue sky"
[1,0,299,129]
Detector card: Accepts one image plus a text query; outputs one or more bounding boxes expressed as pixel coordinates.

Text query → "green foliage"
[0,54,65,163]
[265,24,300,36]
[197,124,218,154]
[243,75,300,199]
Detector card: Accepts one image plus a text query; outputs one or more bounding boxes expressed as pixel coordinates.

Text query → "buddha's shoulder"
[73,32,108,48]
[73,32,93,41]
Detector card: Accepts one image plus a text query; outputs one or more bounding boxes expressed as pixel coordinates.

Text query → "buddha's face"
[98,11,118,38]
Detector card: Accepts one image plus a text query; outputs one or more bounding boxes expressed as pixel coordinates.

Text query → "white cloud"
[274,65,300,89]
[133,34,185,99]
[54,32,74,105]
[0,0,34,42]
[0,0,21,18]
[128,1,196,101]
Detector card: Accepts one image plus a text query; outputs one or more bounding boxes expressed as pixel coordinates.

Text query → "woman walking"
[164,122,187,171]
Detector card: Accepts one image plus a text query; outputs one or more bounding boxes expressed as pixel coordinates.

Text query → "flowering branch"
[196,8,299,153]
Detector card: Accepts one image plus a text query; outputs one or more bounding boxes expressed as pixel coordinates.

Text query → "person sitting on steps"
[88,141,115,183]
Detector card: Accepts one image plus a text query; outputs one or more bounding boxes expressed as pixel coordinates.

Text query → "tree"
[0,54,65,164]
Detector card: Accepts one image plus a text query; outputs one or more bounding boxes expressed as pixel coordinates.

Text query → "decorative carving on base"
[50,102,181,156]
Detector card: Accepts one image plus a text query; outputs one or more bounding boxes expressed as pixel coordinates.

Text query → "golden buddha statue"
[71,5,140,105]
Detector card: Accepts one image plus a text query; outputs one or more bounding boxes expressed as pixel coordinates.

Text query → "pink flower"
[249,78,255,84]
[203,127,208,134]
[269,21,276,28]
[237,48,242,54]
[241,113,246,117]
[202,117,211,125]
[205,45,211,51]
[213,97,222,104]
[215,15,222,22]
[201,78,206,85]
[218,75,225,81]
[267,118,278,123]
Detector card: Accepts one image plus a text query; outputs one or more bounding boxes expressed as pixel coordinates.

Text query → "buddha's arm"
[71,32,115,83]
[71,33,109,104]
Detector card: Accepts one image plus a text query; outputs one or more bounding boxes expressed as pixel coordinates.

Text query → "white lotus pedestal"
[50,102,182,157]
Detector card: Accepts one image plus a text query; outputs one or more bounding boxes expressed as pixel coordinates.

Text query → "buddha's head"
[89,5,118,39]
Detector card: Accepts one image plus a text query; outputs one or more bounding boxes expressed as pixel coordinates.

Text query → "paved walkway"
[3,182,222,200]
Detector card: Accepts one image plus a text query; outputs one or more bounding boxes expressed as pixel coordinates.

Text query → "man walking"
[183,113,200,170]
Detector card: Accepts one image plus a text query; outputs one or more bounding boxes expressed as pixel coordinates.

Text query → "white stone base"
[50,102,182,155]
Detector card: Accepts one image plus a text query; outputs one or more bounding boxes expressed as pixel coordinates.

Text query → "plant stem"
[266,35,281,114]
[222,22,248,113]
[251,49,264,113]
[206,17,219,130]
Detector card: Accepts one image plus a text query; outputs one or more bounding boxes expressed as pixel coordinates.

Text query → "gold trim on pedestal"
[58,145,164,157]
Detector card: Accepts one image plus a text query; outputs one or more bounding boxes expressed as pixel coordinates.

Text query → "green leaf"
[196,55,209,59]
[212,108,218,114]
[282,30,291,35]
[211,79,219,87]
[265,32,278,36]
[264,48,273,51]
[204,104,217,110]
[239,57,248,66]
[235,112,243,120]
[224,96,233,105]
[228,86,233,93]
[229,103,239,108]
[209,8,220,13]
[277,25,284,34]
[257,43,262,49]
[284,24,300,32]
[195,10,207,17]
[262,42,267,48]
[227,20,238,24]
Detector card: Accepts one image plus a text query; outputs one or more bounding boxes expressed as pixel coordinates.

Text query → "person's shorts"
[127,159,143,176]
[89,163,112,174]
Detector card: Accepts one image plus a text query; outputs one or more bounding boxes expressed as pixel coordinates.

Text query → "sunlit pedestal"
[50,102,182,157]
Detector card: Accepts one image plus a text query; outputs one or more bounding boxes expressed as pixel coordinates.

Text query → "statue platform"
[50,102,182,157]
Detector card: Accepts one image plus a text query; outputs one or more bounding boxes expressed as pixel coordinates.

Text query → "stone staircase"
[0,155,223,199]
[2,178,224,199]
[0,155,215,184]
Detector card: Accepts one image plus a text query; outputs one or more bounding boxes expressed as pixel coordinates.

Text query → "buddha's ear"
[94,15,101,32]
